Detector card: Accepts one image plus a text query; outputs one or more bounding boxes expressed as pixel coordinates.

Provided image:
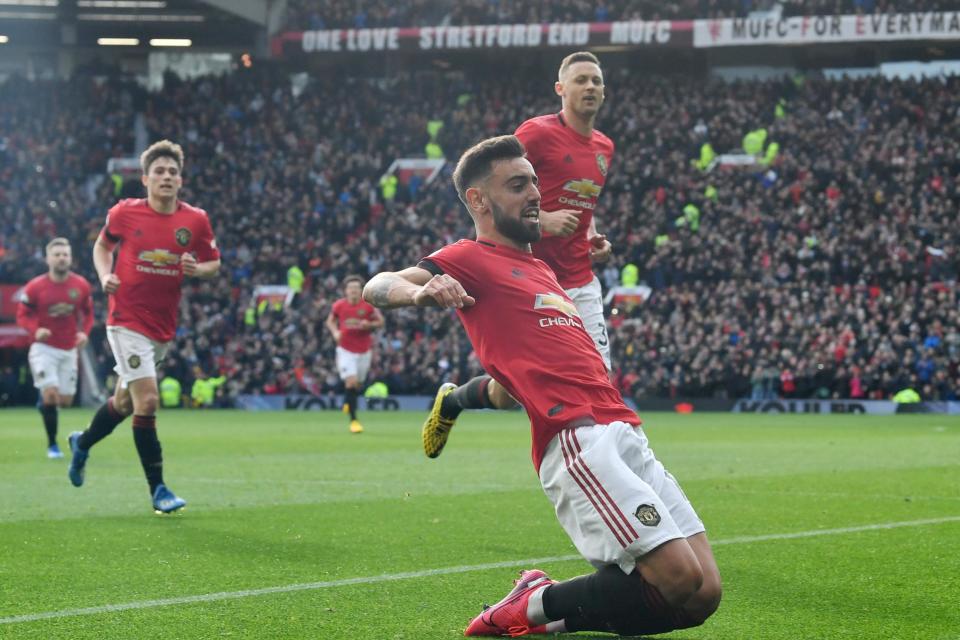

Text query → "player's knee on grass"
[604,565,707,636]
[660,562,703,607]
[563,564,703,635]
[682,567,722,624]
[636,542,704,608]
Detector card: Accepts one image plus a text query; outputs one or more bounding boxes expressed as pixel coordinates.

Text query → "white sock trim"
[526,584,550,625]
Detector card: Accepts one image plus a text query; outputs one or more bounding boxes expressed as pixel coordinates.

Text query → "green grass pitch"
[0,408,958,639]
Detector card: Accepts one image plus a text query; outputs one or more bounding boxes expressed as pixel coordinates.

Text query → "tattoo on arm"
[365,274,403,308]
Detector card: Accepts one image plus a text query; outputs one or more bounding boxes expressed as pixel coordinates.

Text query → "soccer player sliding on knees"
[364,135,720,637]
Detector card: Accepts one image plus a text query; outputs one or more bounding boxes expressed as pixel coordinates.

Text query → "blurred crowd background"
[2,2,959,408]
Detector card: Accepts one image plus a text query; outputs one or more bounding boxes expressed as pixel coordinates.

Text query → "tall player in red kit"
[16,238,93,458]
[364,136,719,637]
[422,52,615,459]
[325,275,384,433]
[67,140,221,514]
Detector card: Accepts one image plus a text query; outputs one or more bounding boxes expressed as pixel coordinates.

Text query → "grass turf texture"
[0,408,958,639]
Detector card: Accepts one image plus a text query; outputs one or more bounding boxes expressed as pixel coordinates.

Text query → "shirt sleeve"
[194,213,220,262]
[15,281,39,335]
[416,258,443,276]
[514,119,542,166]
[422,243,481,296]
[101,203,124,244]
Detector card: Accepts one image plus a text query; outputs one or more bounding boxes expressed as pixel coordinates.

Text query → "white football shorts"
[28,342,78,395]
[565,275,611,370]
[539,421,705,575]
[336,346,372,383]
[106,326,170,388]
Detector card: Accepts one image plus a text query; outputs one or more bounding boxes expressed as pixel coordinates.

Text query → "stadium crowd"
[1,61,959,405]
[283,0,960,30]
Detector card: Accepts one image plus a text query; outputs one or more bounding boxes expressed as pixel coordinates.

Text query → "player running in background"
[423,51,615,458]
[364,135,719,637]
[16,238,93,459]
[67,140,221,514]
[325,275,384,434]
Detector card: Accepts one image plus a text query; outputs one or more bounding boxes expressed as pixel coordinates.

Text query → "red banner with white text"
[272,13,960,57]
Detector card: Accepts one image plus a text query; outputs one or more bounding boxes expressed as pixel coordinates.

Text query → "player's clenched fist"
[180,252,198,276]
[588,233,612,263]
[414,274,476,309]
[100,273,121,295]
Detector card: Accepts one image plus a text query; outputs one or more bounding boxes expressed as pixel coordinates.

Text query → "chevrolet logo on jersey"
[562,179,602,199]
[138,249,180,267]
[534,293,580,319]
[48,302,75,317]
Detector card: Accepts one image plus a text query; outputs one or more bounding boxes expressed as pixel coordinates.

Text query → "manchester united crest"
[596,153,608,177]
[175,227,192,247]
[634,504,661,527]
[68,288,79,300]
[128,355,141,369]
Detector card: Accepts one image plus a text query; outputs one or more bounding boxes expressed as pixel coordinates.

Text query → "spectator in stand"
[2,65,959,405]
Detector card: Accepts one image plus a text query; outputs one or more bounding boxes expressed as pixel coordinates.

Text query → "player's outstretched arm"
[364,267,475,310]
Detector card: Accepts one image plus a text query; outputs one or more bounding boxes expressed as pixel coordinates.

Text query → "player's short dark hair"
[46,237,70,253]
[140,139,184,174]
[452,135,526,205]
[343,275,365,289]
[558,51,601,80]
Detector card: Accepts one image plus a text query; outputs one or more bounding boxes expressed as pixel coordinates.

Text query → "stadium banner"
[627,397,736,412]
[693,12,960,48]
[733,399,898,414]
[235,394,434,411]
[0,324,30,348]
[272,20,690,56]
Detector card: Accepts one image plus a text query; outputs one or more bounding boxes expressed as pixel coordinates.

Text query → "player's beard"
[491,200,541,246]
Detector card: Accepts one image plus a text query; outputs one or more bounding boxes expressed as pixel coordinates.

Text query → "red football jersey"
[422,239,638,471]
[331,298,377,354]
[515,113,615,289]
[100,198,220,342]
[16,272,94,350]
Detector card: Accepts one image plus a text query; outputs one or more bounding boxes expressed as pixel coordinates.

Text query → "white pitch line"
[707,516,960,546]
[2,515,958,625]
